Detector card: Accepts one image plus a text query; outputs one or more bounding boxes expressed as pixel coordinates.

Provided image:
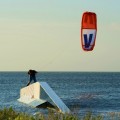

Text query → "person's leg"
[33,76,37,83]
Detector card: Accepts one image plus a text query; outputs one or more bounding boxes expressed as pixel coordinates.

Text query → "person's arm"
[28,70,30,75]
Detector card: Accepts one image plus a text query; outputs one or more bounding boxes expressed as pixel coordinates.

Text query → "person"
[27,69,37,86]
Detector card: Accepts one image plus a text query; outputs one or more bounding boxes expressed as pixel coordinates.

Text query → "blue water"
[0,72,120,117]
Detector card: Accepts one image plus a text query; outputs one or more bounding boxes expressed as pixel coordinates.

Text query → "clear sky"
[0,0,120,71]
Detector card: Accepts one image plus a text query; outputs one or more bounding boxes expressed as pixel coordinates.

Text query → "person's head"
[29,69,32,71]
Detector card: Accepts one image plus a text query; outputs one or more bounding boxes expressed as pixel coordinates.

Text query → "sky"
[0,0,120,72]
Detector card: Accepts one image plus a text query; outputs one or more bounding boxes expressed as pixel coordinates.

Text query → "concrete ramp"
[18,82,46,107]
[18,82,70,113]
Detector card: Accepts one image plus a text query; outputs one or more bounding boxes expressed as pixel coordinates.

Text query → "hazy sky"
[0,0,120,71]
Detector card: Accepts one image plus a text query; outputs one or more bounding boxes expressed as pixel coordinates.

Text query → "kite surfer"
[27,69,38,86]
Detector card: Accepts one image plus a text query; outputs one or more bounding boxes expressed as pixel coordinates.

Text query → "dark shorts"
[30,75,37,83]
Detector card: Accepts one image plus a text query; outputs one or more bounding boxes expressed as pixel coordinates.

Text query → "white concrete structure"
[18,82,70,113]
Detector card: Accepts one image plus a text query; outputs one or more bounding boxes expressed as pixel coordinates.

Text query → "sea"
[0,72,120,118]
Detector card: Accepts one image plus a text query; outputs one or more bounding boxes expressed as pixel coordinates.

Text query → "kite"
[81,12,97,51]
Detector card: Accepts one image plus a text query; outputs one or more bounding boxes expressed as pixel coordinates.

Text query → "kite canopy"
[81,12,97,51]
